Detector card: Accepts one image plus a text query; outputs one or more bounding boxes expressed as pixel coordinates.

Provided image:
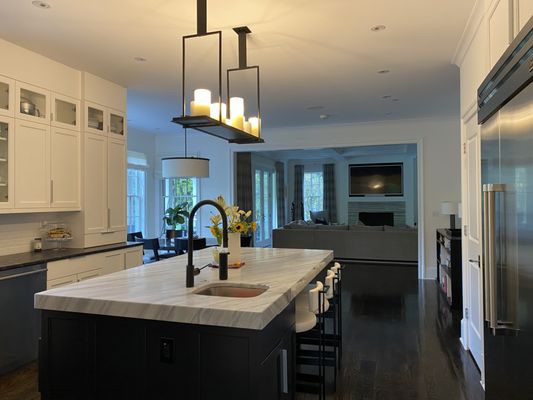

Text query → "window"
[162,178,199,232]
[303,171,323,220]
[127,169,146,233]
[127,151,148,234]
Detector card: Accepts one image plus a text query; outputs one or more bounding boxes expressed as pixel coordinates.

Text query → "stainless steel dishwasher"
[0,263,47,375]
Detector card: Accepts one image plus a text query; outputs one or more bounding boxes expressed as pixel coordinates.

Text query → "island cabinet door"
[253,329,295,400]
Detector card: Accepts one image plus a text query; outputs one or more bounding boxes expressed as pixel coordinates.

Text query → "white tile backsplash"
[0,212,77,256]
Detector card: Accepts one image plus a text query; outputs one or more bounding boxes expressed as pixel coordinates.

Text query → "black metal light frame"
[172,0,263,144]
[227,26,262,139]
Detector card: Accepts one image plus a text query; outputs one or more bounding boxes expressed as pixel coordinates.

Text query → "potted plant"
[163,202,190,239]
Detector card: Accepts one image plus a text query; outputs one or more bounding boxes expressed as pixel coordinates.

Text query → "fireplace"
[358,212,394,226]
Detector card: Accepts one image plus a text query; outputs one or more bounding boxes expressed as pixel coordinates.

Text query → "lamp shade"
[162,157,209,178]
[440,201,458,215]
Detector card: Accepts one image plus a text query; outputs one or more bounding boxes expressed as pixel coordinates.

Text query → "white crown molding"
[452,0,488,67]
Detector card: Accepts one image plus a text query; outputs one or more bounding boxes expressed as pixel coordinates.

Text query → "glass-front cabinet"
[0,117,14,208]
[52,93,80,131]
[0,76,15,118]
[16,82,50,124]
[85,102,106,135]
[109,110,125,138]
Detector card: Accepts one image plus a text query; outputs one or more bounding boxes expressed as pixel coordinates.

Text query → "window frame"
[303,169,324,221]
[127,166,147,235]
[161,177,201,234]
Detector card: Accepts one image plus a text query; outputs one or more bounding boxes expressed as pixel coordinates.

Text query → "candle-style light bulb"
[210,102,227,122]
[229,97,244,130]
[190,88,211,116]
[249,117,260,136]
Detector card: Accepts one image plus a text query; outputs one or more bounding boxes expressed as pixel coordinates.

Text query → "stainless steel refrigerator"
[478,17,533,400]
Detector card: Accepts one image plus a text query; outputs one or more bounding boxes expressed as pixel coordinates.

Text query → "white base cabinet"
[46,246,143,289]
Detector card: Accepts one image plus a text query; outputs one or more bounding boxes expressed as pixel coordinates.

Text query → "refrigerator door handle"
[483,183,508,335]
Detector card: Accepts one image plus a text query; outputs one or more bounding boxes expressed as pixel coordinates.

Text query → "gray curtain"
[275,162,286,226]
[323,163,337,223]
[293,165,304,220]
[236,152,253,217]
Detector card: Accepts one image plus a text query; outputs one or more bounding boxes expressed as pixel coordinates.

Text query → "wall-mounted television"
[349,163,403,196]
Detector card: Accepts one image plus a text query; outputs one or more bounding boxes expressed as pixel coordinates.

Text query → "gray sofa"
[272,223,418,263]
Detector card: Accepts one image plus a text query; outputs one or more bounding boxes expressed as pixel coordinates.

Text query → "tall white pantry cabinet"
[0,38,128,248]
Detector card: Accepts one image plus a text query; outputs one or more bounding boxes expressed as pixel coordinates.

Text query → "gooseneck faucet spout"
[186,200,229,288]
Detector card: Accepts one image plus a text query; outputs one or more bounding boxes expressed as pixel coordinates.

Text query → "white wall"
[236,116,462,279]
[153,132,232,239]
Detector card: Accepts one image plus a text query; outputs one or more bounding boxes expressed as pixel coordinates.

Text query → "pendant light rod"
[184,128,188,157]
[233,26,251,69]
[197,0,207,35]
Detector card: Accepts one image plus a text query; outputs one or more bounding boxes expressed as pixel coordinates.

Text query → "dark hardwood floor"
[297,263,485,400]
[0,262,484,400]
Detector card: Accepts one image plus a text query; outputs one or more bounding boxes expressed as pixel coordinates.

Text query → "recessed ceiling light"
[319,114,330,120]
[392,98,399,102]
[134,56,147,62]
[377,69,390,74]
[382,95,392,99]
[32,1,50,9]
[370,25,386,32]
[306,105,324,110]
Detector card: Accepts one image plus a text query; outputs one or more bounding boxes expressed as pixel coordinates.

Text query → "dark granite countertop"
[0,242,143,273]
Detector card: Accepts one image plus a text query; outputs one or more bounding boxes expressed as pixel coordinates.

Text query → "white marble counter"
[35,247,333,330]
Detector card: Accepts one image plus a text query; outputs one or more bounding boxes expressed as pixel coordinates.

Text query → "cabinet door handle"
[107,208,111,229]
[280,348,288,394]
[50,180,54,204]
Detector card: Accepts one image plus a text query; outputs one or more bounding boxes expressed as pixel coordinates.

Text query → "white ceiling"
[255,143,417,162]
[0,0,474,134]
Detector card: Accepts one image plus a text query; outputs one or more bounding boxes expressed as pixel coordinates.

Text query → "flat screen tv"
[349,163,403,196]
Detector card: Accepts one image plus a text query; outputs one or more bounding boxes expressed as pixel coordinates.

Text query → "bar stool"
[295,281,328,400]
[330,262,343,368]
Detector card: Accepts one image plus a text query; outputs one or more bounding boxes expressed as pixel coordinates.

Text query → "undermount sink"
[193,283,268,298]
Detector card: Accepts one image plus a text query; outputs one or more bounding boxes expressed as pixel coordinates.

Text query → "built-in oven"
[0,263,47,375]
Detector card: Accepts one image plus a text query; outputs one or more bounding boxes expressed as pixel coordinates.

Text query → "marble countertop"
[0,242,143,273]
[35,247,333,330]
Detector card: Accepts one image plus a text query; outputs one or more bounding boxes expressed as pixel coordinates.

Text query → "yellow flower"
[234,222,245,233]
[210,226,218,237]
[251,221,257,231]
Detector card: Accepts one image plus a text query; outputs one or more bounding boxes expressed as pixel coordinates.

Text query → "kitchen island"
[35,247,333,400]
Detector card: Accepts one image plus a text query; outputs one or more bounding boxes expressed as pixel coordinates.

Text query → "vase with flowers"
[208,195,257,265]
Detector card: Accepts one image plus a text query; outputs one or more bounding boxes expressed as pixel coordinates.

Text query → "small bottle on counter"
[33,237,42,252]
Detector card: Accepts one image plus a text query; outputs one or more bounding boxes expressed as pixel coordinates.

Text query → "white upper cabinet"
[14,119,50,208]
[52,93,80,131]
[84,132,108,234]
[107,138,126,232]
[15,82,50,124]
[489,0,512,68]
[0,76,14,118]
[85,101,107,136]
[517,0,533,32]
[50,127,80,209]
[0,116,14,208]
[109,109,126,139]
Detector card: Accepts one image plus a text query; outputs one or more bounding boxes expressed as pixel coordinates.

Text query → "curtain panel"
[275,162,286,226]
[293,165,304,221]
[235,152,253,217]
[323,163,337,223]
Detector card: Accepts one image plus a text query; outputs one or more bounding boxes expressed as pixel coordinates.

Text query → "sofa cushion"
[349,224,384,231]
[384,225,417,232]
[310,211,328,224]
[315,224,348,231]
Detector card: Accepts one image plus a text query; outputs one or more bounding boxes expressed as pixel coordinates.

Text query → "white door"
[463,115,484,376]
[50,127,80,209]
[85,132,107,234]
[254,167,276,247]
[107,137,126,232]
[14,119,50,208]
